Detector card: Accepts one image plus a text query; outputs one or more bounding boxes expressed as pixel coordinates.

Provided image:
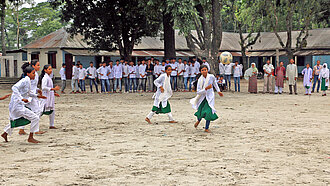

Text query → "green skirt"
[321,78,328,91]
[11,117,31,128]
[194,98,218,121]
[42,110,54,116]
[152,101,171,114]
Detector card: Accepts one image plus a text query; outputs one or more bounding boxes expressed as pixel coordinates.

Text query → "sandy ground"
[0,79,329,185]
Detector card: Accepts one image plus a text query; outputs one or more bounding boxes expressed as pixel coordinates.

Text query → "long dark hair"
[39,64,51,85]
[20,59,39,79]
[23,66,34,77]
[192,65,208,91]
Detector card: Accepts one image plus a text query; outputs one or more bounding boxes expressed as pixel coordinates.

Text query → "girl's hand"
[22,99,29,103]
[3,94,11,99]
[37,95,47,99]
[205,84,213,90]
[37,89,42,95]
[218,92,224,97]
[160,86,164,93]
[54,93,60,97]
[53,85,60,91]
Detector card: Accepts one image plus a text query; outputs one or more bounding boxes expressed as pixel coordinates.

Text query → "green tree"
[168,0,222,74]
[51,0,161,60]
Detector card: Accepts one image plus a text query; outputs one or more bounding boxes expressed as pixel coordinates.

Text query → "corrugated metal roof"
[23,28,330,53]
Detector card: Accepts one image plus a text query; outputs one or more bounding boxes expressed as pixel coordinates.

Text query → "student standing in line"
[302,63,313,95]
[122,60,129,93]
[128,61,137,92]
[59,64,66,94]
[146,59,154,92]
[87,62,99,93]
[135,61,140,91]
[138,60,147,92]
[113,60,123,93]
[177,58,185,91]
[189,61,197,91]
[99,62,111,93]
[170,58,178,91]
[183,60,190,92]
[108,61,115,92]
[71,62,79,93]
[78,64,87,93]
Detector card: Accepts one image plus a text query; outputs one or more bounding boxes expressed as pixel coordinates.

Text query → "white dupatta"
[190,73,210,110]
[153,74,172,107]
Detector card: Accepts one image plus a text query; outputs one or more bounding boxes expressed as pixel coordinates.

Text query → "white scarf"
[190,74,210,110]
[158,74,172,103]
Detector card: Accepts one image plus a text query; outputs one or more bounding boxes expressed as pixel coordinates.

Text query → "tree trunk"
[287,49,294,62]
[16,7,20,49]
[163,10,176,60]
[242,53,248,71]
[1,0,6,56]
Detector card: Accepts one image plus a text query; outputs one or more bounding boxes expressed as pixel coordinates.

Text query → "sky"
[22,0,48,8]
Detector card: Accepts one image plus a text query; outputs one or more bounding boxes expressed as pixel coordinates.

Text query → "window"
[48,52,57,69]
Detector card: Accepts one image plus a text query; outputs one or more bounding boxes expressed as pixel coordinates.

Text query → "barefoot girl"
[190,65,223,133]
[145,65,177,124]
[19,60,44,135]
[2,66,46,143]
[40,65,61,129]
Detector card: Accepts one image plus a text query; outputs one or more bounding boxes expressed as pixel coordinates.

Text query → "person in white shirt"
[122,60,129,93]
[160,60,166,74]
[154,60,161,78]
[202,57,211,71]
[71,62,79,93]
[128,61,137,92]
[263,60,274,93]
[113,60,123,93]
[135,61,140,90]
[108,61,115,92]
[98,62,111,93]
[59,64,66,93]
[183,60,190,91]
[190,65,223,133]
[189,61,198,91]
[218,61,225,76]
[138,60,147,92]
[78,64,87,93]
[177,58,185,91]
[233,61,243,92]
[170,58,178,91]
[223,62,235,91]
[87,62,98,93]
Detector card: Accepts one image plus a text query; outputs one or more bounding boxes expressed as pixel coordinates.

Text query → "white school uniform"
[154,64,160,77]
[183,64,190,78]
[108,66,115,79]
[135,65,140,78]
[114,64,123,78]
[78,68,87,80]
[72,66,79,79]
[41,73,56,127]
[191,74,220,114]
[160,65,165,74]
[177,63,184,76]
[302,67,313,88]
[99,66,109,79]
[122,64,129,78]
[4,76,40,135]
[189,65,197,78]
[87,66,97,79]
[139,64,147,79]
[59,68,66,80]
[170,63,178,76]
[128,66,136,78]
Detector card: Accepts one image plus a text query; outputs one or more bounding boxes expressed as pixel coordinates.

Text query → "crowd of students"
[60,57,217,94]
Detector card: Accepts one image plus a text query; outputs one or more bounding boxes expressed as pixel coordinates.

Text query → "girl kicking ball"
[190,65,223,133]
[145,65,177,124]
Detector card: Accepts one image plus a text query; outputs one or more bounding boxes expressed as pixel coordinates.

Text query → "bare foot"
[19,129,27,135]
[49,126,58,129]
[145,118,152,124]
[204,129,211,133]
[27,138,41,143]
[194,121,200,128]
[2,132,8,142]
[169,121,178,123]
[35,131,46,134]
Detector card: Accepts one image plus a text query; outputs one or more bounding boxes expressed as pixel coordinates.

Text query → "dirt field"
[0,79,329,185]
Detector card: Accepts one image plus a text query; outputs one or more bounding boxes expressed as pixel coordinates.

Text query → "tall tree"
[51,0,160,61]
[140,0,176,59]
[267,0,319,60]
[225,0,265,70]
[168,0,222,74]
[1,0,6,55]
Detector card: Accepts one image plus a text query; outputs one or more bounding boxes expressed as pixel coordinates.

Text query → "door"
[31,53,39,60]
[65,54,73,79]
[95,56,102,68]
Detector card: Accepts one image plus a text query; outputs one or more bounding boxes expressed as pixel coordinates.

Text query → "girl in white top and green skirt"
[190,65,223,133]
[145,65,177,124]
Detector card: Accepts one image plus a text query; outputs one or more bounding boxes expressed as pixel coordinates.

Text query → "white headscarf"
[190,73,211,110]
